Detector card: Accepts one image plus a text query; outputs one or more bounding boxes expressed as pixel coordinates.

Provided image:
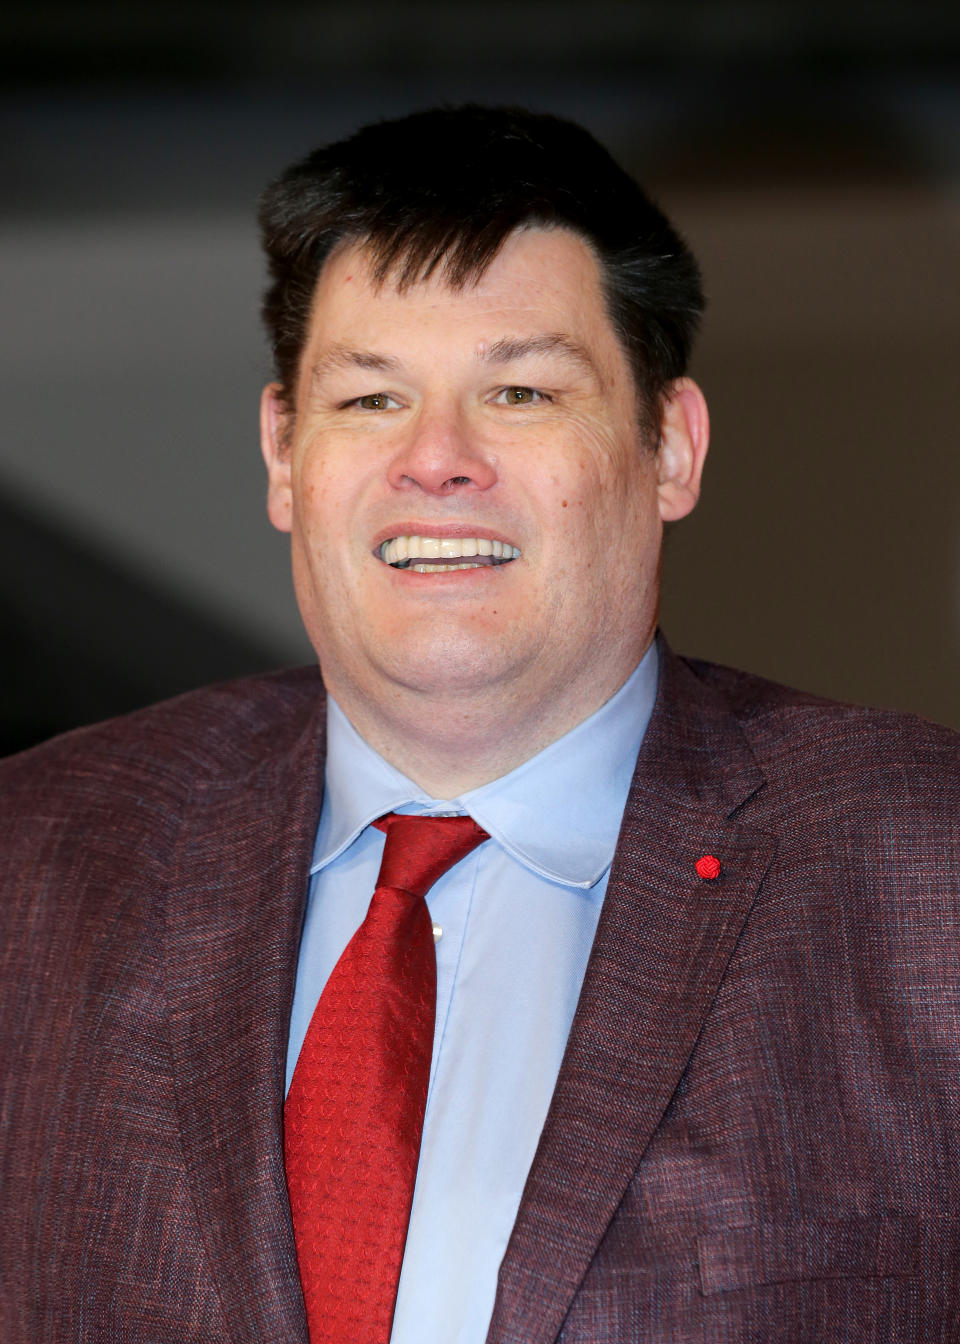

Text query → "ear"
[260,382,293,534]
[655,377,710,523]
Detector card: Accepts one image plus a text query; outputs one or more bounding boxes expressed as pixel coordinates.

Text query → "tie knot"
[372,812,489,898]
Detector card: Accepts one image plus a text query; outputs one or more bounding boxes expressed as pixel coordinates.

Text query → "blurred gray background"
[2,0,958,753]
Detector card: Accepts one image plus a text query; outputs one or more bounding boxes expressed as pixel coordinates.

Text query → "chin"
[373,629,530,698]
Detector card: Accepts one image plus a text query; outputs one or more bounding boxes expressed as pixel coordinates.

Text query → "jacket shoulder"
[0,666,325,813]
[680,654,960,811]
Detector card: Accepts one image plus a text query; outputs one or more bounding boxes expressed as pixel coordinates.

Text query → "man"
[1,106,958,1344]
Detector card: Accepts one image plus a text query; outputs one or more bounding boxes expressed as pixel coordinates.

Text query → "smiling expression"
[262,226,705,746]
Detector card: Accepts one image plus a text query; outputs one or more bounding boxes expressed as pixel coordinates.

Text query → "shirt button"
[432,923,443,942]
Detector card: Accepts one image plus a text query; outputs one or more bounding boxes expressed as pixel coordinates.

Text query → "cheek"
[555,430,652,538]
[291,449,350,541]
[549,454,661,607]
[561,408,647,491]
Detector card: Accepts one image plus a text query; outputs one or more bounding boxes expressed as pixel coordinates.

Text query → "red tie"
[284,811,489,1344]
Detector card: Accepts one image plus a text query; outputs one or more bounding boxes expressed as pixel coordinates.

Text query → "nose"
[386,404,497,495]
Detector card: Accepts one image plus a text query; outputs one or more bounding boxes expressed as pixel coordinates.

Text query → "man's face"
[262,226,706,739]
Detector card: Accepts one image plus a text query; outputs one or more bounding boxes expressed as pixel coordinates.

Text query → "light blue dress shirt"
[285,643,658,1344]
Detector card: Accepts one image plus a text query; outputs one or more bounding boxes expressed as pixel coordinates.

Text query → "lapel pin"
[695,854,721,880]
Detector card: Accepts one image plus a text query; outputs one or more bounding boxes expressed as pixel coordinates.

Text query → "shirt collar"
[312,642,658,890]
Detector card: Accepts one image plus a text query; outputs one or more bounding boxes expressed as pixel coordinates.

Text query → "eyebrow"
[309,332,600,385]
[310,345,401,383]
[481,333,600,379]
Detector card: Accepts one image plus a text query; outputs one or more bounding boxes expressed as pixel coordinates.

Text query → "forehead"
[302,226,625,369]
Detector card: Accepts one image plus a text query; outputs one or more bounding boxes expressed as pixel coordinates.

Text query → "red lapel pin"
[695,854,721,880]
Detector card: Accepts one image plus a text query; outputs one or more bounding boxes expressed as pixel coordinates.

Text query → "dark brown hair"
[258,105,704,438]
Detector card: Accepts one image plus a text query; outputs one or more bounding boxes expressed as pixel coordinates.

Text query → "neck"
[323,645,653,797]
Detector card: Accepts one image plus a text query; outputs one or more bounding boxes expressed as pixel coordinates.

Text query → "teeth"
[412,562,484,572]
[379,535,521,566]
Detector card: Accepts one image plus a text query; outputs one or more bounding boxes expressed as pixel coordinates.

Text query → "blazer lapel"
[163,685,325,1344]
[489,645,777,1344]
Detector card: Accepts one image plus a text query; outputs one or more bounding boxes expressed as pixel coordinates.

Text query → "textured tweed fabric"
[284,813,489,1344]
[1,639,959,1343]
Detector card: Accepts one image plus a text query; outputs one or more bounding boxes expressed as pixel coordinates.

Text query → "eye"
[495,386,548,406]
[351,392,397,411]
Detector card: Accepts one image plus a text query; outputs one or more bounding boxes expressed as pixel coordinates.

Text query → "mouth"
[377,535,521,574]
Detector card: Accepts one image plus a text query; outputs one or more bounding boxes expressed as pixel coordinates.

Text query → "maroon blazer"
[2,641,959,1342]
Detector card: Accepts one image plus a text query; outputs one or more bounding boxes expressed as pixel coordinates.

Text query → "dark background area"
[2,0,958,754]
